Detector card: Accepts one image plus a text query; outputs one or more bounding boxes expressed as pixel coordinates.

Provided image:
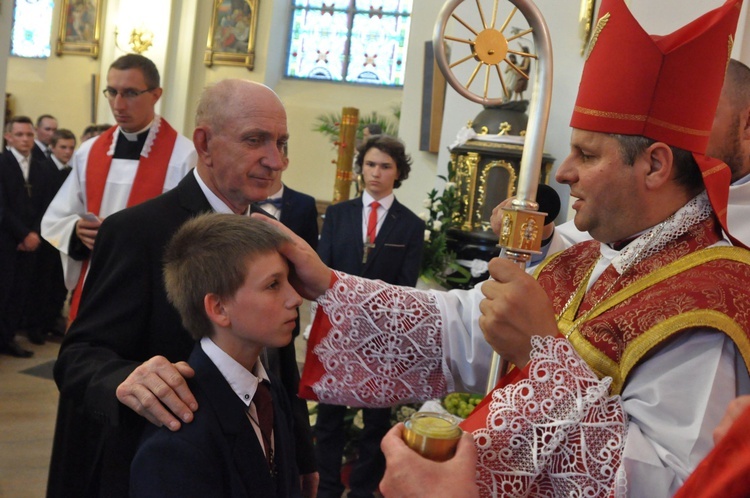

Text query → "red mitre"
[571,0,744,245]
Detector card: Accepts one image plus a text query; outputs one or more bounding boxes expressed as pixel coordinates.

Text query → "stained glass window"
[286,0,412,87]
[10,0,55,58]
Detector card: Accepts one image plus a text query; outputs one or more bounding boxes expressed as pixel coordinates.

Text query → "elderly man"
[48,80,317,498]
[240,1,750,497]
[41,54,196,323]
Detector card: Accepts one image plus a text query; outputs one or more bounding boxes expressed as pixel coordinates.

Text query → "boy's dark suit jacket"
[48,172,314,498]
[317,197,424,283]
[130,344,301,498]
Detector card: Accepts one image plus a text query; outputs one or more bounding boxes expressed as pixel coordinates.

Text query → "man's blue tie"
[261,197,284,210]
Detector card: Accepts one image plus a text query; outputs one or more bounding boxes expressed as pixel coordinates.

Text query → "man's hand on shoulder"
[116,356,198,431]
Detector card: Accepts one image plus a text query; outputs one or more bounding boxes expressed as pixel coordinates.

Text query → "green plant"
[419,171,472,288]
[312,108,400,145]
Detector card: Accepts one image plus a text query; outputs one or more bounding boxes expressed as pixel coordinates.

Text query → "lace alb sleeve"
[468,336,628,498]
[308,271,452,407]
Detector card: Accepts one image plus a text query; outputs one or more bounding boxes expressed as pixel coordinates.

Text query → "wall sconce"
[114,25,154,54]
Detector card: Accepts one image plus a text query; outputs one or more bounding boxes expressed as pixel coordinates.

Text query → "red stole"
[68,121,179,324]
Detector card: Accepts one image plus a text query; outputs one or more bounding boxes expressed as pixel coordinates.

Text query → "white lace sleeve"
[473,336,628,498]
[310,271,452,407]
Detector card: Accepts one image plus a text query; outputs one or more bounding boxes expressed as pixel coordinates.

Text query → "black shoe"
[27,328,46,345]
[0,340,34,358]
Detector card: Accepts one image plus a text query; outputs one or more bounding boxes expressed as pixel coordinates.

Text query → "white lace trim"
[140,114,162,158]
[473,336,628,498]
[613,192,711,273]
[106,114,163,158]
[312,277,628,497]
[312,272,450,406]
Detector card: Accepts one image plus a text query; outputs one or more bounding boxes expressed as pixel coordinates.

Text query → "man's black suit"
[34,159,72,337]
[279,184,319,250]
[315,196,424,498]
[131,344,301,498]
[0,149,56,346]
[48,172,315,497]
[32,142,49,163]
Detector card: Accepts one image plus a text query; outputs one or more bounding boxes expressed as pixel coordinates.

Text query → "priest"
[41,54,196,323]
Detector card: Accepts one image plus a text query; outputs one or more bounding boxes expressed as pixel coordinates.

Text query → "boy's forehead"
[244,250,288,269]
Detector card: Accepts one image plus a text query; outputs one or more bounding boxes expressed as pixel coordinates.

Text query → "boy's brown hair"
[163,213,289,339]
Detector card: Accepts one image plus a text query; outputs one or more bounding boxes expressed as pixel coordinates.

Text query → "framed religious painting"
[56,0,104,58]
[204,0,259,70]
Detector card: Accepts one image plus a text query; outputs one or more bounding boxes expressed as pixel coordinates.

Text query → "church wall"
[5,2,102,142]
[2,0,748,219]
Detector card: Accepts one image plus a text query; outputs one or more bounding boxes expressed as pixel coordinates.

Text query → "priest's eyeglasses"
[102,87,155,100]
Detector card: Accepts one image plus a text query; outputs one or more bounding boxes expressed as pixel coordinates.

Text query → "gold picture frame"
[204,0,259,70]
[56,0,103,58]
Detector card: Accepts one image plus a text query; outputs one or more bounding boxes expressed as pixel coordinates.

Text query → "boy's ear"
[204,293,230,328]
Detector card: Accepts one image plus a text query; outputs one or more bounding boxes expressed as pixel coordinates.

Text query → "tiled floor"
[0,335,60,498]
[0,302,313,498]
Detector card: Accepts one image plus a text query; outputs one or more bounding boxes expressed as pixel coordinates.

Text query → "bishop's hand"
[479,258,559,368]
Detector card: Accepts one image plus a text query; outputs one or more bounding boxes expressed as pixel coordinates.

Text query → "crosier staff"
[432,0,554,392]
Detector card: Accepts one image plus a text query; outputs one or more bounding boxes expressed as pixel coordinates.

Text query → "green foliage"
[312,108,400,146]
[419,167,471,288]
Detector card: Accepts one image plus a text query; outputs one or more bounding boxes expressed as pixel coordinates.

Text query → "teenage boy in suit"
[315,134,424,498]
[256,142,319,251]
[131,213,302,497]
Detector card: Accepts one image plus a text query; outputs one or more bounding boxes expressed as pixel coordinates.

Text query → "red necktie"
[367,201,380,244]
[253,380,275,471]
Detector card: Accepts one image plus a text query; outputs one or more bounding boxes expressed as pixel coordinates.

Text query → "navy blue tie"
[261,197,284,210]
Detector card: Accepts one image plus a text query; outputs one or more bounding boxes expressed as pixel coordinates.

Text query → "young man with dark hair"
[34,114,58,160]
[315,134,424,498]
